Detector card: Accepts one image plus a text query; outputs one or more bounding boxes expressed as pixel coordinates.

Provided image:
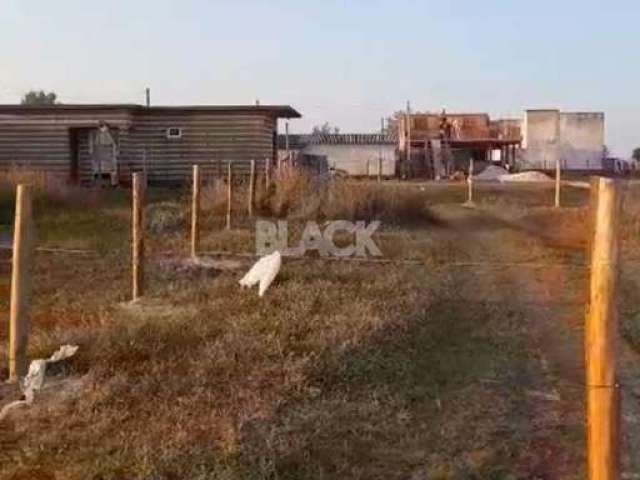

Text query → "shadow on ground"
[236,267,585,480]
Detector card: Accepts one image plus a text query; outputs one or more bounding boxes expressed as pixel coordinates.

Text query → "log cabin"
[0,104,301,185]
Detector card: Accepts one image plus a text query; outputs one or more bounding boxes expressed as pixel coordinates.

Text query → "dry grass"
[1,236,585,479]
[201,178,229,216]
[3,175,640,479]
[0,167,105,226]
[618,183,640,352]
[255,168,437,225]
[4,165,50,190]
[186,168,441,237]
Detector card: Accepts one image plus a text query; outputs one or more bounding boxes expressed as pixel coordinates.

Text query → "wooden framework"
[399,112,523,178]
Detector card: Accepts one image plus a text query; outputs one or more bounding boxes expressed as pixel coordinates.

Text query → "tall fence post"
[585,177,621,480]
[132,173,145,301]
[265,157,271,191]
[8,185,34,382]
[248,159,255,217]
[555,158,561,208]
[191,165,201,259]
[226,162,233,230]
[466,158,475,205]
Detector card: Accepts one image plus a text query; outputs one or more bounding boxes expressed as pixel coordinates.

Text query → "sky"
[1,0,638,157]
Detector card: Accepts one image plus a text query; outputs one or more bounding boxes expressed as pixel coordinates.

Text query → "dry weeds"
[2,174,640,479]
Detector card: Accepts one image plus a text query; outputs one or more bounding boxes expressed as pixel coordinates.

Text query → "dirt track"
[433,204,640,478]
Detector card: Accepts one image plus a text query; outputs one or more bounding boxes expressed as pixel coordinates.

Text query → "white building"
[279,133,397,177]
[522,109,604,170]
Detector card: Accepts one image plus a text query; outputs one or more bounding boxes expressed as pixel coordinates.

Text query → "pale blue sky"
[1,0,638,156]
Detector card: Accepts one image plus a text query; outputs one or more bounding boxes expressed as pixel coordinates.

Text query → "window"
[166,127,182,139]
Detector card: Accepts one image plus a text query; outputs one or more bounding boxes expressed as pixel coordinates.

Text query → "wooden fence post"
[226,162,232,230]
[191,165,201,259]
[248,159,255,217]
[585,177,621,480]
[588,177,600,256]
[8,185,34,382]
[555,158,561,208]
[265,157,271,191]
[378,157,382,182]
[465,158,475,205]
[132,173,145,301]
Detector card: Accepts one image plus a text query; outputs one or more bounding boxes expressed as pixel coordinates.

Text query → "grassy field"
[1,176,640,479]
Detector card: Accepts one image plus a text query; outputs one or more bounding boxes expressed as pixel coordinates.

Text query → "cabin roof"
[0,104,301,118]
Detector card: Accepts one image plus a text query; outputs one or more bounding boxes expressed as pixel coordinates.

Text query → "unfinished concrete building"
[398,112,522,179]
[521,109,604,171]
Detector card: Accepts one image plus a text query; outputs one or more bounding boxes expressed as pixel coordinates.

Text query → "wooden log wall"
[0,123,71,178]
[0,108,279,185]
[123,111,276,184]
[0,109,131,182]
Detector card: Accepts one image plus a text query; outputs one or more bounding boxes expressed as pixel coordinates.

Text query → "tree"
[632,147,640,164]
[311,122,340,135]
[21,90,57,105]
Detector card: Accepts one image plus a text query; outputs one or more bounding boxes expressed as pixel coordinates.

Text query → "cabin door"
[89,126,119,186]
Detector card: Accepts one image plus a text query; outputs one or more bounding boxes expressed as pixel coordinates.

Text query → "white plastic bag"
[239,251,282,297]
[0,344,79,420]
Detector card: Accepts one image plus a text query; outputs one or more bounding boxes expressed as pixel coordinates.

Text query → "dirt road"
[426,204,640,478]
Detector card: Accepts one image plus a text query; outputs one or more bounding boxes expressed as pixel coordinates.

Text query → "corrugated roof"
[0,104,301,118]
[278,133,396,148]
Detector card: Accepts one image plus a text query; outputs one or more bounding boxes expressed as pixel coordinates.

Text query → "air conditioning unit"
[165,127,182,139]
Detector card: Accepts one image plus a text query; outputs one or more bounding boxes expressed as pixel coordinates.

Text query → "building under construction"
[398,111,522,179]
